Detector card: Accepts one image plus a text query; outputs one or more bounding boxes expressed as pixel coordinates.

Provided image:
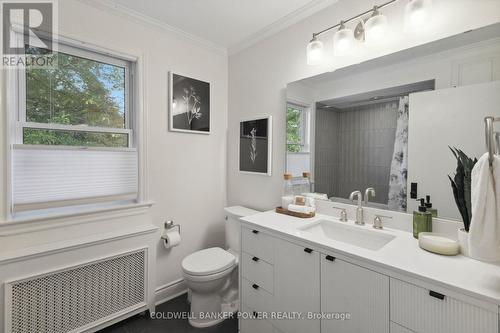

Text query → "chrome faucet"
[364,187,376,206]
[373,215,392,230]
[332,206,348,222]
[349,190,364,225]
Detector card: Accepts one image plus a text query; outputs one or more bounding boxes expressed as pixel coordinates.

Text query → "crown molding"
[79,0,339,57]
[77,0,228,56]
[228,0,339,55]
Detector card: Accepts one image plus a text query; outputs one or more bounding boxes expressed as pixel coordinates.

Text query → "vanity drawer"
[241,277,274,315]
[390,278,498,333]
[242,227,274,264]
[241,252,274,293]
[240,304,274,333]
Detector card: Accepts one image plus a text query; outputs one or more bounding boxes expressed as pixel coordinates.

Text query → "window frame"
[2,31,150,227]
[13,33,134,149]
[286,102,310,153]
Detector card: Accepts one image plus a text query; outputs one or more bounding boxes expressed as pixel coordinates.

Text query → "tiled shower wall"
[315,106,340,197]
[315,100,398,204]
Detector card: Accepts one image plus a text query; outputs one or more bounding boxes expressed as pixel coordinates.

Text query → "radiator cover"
[5,249,146,333]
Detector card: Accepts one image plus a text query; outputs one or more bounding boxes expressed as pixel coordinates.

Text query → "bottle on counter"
[413,198,433,239]
[299,171,312,195]
[425,195,438,217]
[282,173,295,209]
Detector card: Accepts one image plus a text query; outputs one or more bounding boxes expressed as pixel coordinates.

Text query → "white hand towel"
[469,153,500,262]
[288,204,315,214]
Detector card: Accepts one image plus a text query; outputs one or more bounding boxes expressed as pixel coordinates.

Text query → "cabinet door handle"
[252,284,259,290]
[429,290,445,300]
[252,256,259,262]
[304,248,313,253]
[325,255,336,262]
[252,230,259,234]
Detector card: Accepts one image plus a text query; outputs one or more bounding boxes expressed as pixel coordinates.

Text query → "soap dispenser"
[425,195,438,217]
[413,198,432,239]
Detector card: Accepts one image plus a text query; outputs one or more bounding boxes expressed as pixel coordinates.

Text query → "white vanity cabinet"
[390,278,498,333]
[272,236,320,333]
[320,253,389,333]
[240,225,500,333]
[240,226,320,333]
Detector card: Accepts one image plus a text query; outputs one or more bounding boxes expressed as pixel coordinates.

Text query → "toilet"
[181,206,259,328]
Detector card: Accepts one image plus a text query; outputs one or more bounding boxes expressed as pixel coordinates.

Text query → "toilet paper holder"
[163,220,181,238]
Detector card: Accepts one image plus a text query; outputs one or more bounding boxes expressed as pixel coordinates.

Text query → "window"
[287,103,309,153]
[10,39,138,215]
[17,44,132,148]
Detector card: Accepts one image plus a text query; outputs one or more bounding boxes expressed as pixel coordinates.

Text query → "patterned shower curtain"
[388,96,409,211]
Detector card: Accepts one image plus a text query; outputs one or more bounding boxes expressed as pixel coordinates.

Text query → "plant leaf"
[448,147,478,231]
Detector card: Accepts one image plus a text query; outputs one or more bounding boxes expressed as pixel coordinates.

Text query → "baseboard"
[155,278,187,306]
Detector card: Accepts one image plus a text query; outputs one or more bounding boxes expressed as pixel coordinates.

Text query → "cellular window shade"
[12,146,138,211]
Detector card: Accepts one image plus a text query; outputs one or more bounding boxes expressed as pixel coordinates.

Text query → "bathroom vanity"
[239,211,500,333]
[244,21,500,333]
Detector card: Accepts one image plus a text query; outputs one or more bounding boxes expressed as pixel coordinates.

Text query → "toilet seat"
[182,247,236,276]
[183,265,235,283]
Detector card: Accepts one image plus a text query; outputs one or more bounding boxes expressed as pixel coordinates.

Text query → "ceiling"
[103,0,338,53]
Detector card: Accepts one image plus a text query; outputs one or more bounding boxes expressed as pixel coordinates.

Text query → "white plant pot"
[457,227,469,256]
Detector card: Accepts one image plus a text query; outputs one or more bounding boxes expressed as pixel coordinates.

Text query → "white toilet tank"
[224,206,259,252]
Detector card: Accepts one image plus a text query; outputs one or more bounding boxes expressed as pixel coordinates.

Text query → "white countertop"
[241,210,500,307]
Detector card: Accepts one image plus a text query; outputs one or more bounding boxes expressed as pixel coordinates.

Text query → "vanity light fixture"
[306,35,324,65]
[404,0,433,31]
[306,0,434,65]
[364,6,389,44]
[333,21,355,56]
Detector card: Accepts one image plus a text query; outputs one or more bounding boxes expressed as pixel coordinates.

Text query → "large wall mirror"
[286,23,500,221]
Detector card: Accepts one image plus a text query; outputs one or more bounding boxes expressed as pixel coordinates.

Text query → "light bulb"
[172,98,177,108]
[306,36,324,65]
[405,0,433,31]
[333,21,354,56]
[364,6,388,45]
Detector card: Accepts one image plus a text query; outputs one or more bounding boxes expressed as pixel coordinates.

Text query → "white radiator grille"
[7,250,146,333]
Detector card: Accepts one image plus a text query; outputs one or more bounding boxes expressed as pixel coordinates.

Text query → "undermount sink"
[297,219,396,251]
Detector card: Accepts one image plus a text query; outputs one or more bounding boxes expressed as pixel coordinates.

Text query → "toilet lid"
[182,247,236,276]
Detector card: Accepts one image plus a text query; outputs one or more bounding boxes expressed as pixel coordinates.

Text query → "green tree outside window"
[24,46,127,147]
[287,106,302,153]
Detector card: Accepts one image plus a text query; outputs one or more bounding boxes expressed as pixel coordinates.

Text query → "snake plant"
[448,147,478,232]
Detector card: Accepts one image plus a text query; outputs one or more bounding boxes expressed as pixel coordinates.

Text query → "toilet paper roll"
[162,229,181,249]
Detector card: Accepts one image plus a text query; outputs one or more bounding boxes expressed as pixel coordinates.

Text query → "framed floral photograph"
[239,116,272,176]
[169,72,210,134]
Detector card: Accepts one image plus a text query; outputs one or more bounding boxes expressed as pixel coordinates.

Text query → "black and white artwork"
[169,72,210,134]
[239,116,272,176]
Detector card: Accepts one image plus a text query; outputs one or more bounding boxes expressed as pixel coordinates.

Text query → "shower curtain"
[388,96,409,211]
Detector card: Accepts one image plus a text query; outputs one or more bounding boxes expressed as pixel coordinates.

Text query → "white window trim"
[2,32,151,229]
[15,122,133,148]
[287,102,310,153]
[13,32,134,148]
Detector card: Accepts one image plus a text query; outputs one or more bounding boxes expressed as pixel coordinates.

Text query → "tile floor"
[99,293,238,333]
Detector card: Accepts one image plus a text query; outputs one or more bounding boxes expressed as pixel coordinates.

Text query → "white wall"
[408,81,500,220]
[309,39,500,101]
[228,0,500,211]
[0,0,228,295]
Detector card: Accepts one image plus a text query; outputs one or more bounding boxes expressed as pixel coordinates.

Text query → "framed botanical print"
[239,116,272,176]
[169,72,210,134]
